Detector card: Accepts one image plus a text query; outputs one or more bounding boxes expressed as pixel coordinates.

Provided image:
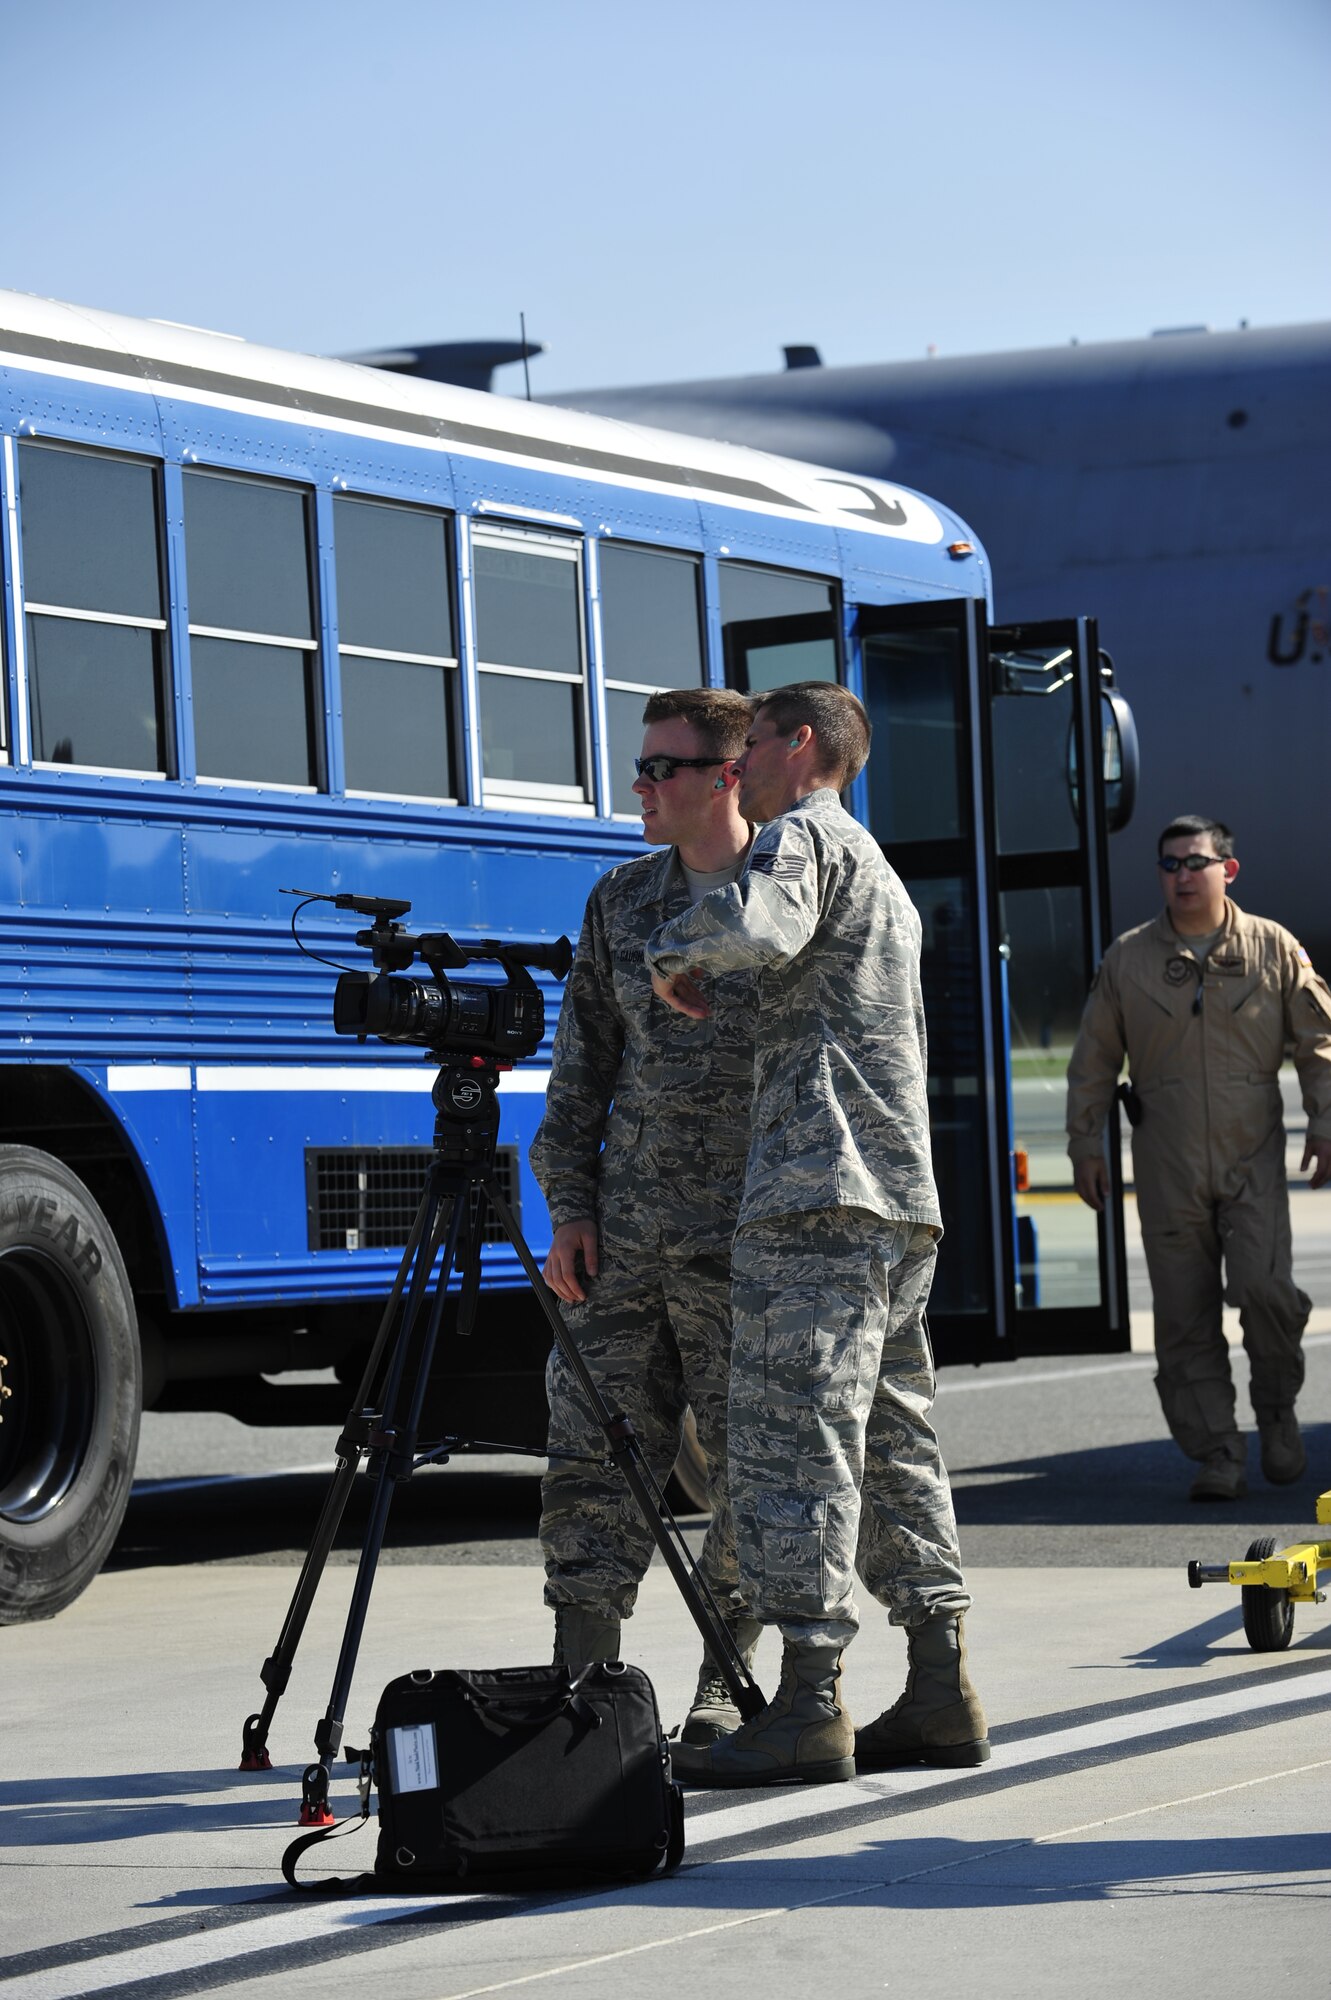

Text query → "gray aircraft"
[363,323,1330,968]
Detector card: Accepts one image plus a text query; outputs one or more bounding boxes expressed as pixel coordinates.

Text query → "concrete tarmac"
[3,1558,1329,2000]
[4,1155,1330,1999]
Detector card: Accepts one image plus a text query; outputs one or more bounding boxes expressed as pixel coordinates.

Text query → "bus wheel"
[0,1147,141,1624]
[1240,1536,1295,1653]
[667,1406,711,1515]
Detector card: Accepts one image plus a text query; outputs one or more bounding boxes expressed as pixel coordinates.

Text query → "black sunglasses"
[634,755,728,783]
[1158,854,1225,874]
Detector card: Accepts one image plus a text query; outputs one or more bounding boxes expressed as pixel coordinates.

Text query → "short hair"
[753,682,871,787]
[641,686,753,759]
[1157,814,1234,860]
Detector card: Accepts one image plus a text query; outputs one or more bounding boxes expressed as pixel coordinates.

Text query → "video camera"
[291,892,572,1062]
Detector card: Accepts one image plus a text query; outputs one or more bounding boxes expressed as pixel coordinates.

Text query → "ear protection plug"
[714,777,726,790]
[788,738,800,749]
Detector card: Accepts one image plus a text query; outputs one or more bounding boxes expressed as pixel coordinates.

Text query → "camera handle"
[238,1057,766,1824]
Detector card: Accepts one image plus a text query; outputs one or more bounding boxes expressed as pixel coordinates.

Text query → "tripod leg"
[238,1182,440,1770]
[301,1173,466,1822]
[483,1178,766,1722]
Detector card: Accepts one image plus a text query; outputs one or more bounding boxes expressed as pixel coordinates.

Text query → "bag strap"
[281,1752,376,1896]
[664,1782,686,1874]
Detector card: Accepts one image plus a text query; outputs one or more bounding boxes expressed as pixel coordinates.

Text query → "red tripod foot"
[299,1761,335,1826]
[239,1714,274,1771]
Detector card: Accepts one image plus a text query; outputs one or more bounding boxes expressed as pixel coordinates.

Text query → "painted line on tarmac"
[5,1665,1331,1999]
[935,1327,1331,1395]
[679,1661,1331,1853]
[423,1754,1331,2000]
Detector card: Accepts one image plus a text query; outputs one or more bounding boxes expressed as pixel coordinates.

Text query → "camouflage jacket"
[646,788,941,1230]
[530,845,757,1232]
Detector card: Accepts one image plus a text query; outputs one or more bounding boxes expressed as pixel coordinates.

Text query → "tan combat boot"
[677,1615,765,1746]
[670,1638,855,1787]
[854,1612,990,1771]
[1257,1409,1306,1486]
[552,1605,621,1672]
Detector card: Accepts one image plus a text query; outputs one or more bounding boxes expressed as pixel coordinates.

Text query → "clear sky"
[5,0,1328,393]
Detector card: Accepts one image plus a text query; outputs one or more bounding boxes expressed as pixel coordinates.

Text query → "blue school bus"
[0,292,1134,1619]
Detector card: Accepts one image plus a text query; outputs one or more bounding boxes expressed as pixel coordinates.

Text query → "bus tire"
[0,1147,141,1624]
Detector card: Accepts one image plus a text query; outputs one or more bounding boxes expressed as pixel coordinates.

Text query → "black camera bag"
[284,1661,684,1891]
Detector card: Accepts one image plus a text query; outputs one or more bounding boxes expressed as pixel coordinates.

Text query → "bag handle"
[462,1676,602,1732]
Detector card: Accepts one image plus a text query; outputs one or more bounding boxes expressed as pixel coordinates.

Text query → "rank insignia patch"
[750,854,807,880]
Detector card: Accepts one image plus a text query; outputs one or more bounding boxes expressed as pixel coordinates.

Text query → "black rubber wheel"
[0,1147,140,1624]
[1240,1535,1295,1653]
[666,1406,711,1515]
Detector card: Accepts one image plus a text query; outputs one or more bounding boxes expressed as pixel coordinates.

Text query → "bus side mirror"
[1068,673,1138,833]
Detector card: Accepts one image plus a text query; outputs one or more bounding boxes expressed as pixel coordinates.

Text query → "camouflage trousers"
[729,1208,969,1649]
[541,1223,741,1622]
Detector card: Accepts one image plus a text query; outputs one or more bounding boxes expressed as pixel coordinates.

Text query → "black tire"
[666,1406,711,1515]
[1241,1535,1295,1653]
[0,1147,140,1624]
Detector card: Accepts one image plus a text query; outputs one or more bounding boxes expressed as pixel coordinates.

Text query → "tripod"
[239,1052,766,1822]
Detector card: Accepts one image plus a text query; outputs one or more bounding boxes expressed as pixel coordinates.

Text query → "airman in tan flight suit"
[1067,816,1331,1500]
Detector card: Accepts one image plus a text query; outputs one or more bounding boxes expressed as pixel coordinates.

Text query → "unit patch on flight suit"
[1164,956,1194,986]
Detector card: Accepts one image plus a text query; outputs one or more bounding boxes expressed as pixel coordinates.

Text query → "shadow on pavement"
[106,1463,551,1572]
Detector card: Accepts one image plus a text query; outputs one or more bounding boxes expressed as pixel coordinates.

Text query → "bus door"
[987,617,1130,1357]
[855,602,1131,1364]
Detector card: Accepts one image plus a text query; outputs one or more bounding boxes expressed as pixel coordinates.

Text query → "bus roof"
[0,288,983,562]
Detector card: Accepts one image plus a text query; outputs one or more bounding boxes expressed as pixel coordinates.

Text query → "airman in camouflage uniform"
[531,688,761,1739]
[647,682,986,1788]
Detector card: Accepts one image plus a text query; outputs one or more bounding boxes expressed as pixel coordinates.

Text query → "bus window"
[334,496,459,801]
[472,527,588,810]
[863,624,967,847]
[184,469,319,788]
[19,442,170,773]
[719,563,839,692]
[599,543,704,816]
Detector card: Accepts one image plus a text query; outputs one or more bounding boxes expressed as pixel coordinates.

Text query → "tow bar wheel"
[1241,1536,1296,1653]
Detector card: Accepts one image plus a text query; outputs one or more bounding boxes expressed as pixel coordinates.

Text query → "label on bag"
[387,1722,439,1795]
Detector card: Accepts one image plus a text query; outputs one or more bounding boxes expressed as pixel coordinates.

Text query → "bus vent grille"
[306,1146,519,1252]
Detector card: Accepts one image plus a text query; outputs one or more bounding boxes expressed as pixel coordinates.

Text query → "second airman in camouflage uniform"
[531,687,760,1740]
[647,682,987,1788]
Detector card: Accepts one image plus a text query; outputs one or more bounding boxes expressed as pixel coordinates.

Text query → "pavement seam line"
[426,1752,1331,1999]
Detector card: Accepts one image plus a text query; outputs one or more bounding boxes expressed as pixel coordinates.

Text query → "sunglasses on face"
[634,756,728,782]
[1158,854,1225,873]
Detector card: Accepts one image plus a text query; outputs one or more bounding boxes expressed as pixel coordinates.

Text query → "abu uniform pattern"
[531,844,757,1618]
[647,789,967,1644]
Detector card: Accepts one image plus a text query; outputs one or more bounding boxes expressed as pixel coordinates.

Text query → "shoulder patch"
[750,853,807,880]
[1297,943,1312,967]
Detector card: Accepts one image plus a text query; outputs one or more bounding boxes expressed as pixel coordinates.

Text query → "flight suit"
[1067,903,1331,1457]
[530,845,756,1621]
[647,787,969,1651]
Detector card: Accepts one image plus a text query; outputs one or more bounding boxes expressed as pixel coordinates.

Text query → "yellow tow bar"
[1187,1490,1331,1650]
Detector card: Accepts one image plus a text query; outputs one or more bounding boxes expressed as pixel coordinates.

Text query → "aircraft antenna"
[520,312,532,400]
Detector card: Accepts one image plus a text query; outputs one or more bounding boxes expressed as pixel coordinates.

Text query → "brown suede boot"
[854,1612,990,1770]
[677,1615,765,1746]
[552,1605,621,1673]
[670,1638,855,1788]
